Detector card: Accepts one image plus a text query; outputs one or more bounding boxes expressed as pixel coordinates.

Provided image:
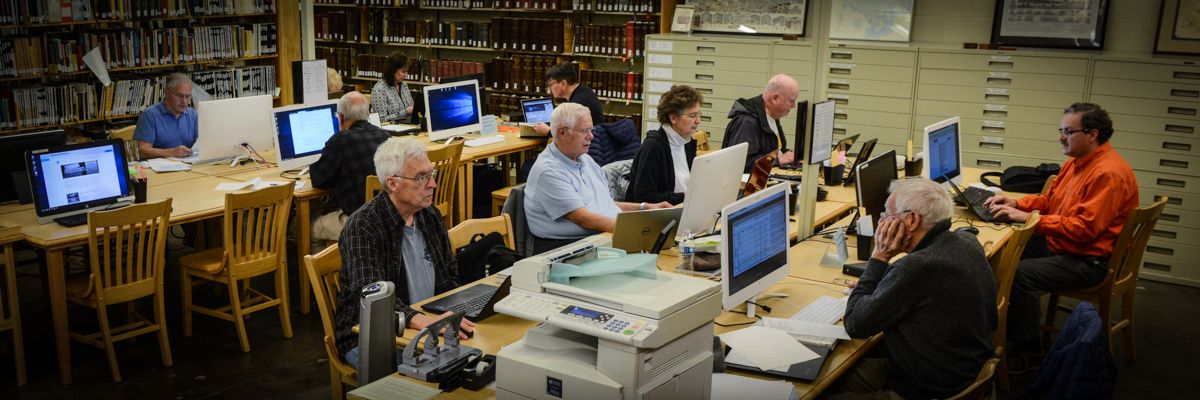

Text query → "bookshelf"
[0,0,302,136]
[309,0,673,128]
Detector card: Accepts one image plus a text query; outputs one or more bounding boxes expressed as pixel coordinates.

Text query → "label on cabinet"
[648,54,673,65]
[983,120,1006,128]
[648,41,672,52]
[985,88,1009,95]
[990,55,1012,62]
[981,136,1004,144]
[648,80,672,93]
[987,72,1012,79]
[829,63,855,70]
[984,104,1007,111]
[648,67,673,79]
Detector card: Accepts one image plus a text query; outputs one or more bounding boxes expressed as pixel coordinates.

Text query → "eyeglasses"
[880,210,914,220]
[392,170,438,185]
[684,111,702,119]
[168,89,192,101]
[1058,127,1088,136]
[573,127,594,135]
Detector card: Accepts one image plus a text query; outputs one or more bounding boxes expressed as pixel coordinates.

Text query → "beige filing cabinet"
[643,34,816,149]
[1091,57,1200,286]
[823,44,917,157]
[914,48,1088,170]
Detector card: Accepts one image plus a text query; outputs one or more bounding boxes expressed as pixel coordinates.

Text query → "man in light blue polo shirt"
[524,102,671,254]
[133,72,198,159]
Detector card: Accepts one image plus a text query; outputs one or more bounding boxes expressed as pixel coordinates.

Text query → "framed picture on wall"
[690,0,807,36]
[1156,0,1200,55]
[672,5,696,33]
[828,0,914,42]
[990,0,1110,50]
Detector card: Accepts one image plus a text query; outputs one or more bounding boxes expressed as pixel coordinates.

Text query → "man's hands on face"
[871,213,913,263]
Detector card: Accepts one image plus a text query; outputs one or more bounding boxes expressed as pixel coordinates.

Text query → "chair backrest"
[1040,174,1057,195]
[303,244,357,379]
[990,212,1039,349]
[223,184,294,278]
[111,125,138,161]
[500,184,533,257]
[1108,198,1168,289]
[449,214,516,251]
[364,174,383,204]
[947,357,1000,400]
[86,199,172,304]
[693,131,710,151]
[427,141,464,224]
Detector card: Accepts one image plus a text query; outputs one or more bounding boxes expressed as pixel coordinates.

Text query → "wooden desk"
[436,130,545,223]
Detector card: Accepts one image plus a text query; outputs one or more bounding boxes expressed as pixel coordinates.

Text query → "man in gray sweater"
[829,177,997,400]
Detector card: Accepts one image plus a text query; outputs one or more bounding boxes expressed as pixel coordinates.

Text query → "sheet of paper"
[144,158,190,172]
[214,177,262,191]
[761,318,851,340]
[725,350,791,373]
[253,180,290,190]
[300,59,328,105]
[171,151,201,164]
[480,115,499,135]
[711,373,795,399]
[719,326,819,371]
[346,374,439,400]
[810,100,835,165]
[82,47,111,86]
[857,214,875,237]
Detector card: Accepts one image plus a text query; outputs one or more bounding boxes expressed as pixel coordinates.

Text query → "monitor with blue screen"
[521,98,554,124]
[720,183,791,311]
[26,139,133,224]
[423,80,482,141]
[272,102,341,172]
[922,116,963,189]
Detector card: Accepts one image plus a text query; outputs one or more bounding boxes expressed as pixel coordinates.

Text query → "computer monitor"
[25,139,133,224]
[521,97,554,124]
[193,94,275,163]
[441,72,488,115]
[923,116,963,189]
[792,100,809,160]
[855,150,898,231]
[272,102,341,172]
[676,142,748,238]
[842,138,878,186]
[719,182,790,310]
[1,129,68,203]
[423,80,483,141]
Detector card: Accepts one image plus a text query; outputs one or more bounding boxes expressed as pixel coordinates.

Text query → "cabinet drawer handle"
[1152,229,1176,239]
[829,82,850,90]
[832,98,849,105]
[988,61,1014,69]
[985,93,1010,101]
[695,74,714,81]
[1171,89,1200,98]
[986,77,1012,85]
[976,159,1002,168]
[1160,213,1181,223]
[701,101,712,108]
[700,116,711,122]
[834,112,848,120]
[1163,142,1191,151]
[696,60,715,67]
[981,125,1005,133]
[1146,245,1174,256]
[1157,178,1186,188]
[983,110,1008,117]
[1165,124,1194,133]
[831,51,852,60]
[696,88,713,94]
[979,142,1004,150]
[1173,71,1200,80]
[833,128,847,135]
[696,46,716,53]
[830,68,852,75]
[1144,262,1172,272]
[1167,106,1197,116]
[1160,159,1189,169]
[1153,195,1183,206]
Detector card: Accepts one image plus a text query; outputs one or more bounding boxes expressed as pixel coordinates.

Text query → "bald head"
[762,74,800,119]
[338,91,370,128]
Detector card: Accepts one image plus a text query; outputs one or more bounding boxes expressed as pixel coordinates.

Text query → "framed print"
[829,0,914,42]
[1156,0,1200,55]
[672,5,696,33]
[991,0,1110,50]
[691,0,807,36]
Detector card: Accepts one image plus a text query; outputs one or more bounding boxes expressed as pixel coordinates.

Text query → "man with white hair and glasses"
[334,137,475,369]
[310,91,390,247]
[524,102,670,254]
[134,72,198,159]
[829,177,997,400]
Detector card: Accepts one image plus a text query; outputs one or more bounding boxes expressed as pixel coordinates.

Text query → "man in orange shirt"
[985,103,1139,372]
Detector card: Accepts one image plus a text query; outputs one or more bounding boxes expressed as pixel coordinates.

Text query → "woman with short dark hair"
[625,85,703,204]
[370,52,414,123]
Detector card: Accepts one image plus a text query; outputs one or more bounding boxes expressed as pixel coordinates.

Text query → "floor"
[1,238,1197,399]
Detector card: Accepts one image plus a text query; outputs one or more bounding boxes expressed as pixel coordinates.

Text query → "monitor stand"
[298,166,310,177]
[745,292,789,318]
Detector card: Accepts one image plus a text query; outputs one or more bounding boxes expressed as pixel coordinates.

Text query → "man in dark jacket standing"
[721,74,800,173]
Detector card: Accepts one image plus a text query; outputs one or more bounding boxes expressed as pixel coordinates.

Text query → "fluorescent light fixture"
[737,25,757,34]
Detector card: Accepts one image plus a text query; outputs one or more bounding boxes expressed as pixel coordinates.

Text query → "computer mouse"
[958,226,980,235]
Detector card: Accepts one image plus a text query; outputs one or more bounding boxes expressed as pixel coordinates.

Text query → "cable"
[745,301,773,314]
[714,317,760,328]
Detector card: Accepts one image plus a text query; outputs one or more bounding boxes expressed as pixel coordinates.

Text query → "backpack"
[980,163,1061,193]
[454,232,521,282]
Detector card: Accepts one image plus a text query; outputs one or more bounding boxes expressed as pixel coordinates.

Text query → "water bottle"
[679,230,695,275]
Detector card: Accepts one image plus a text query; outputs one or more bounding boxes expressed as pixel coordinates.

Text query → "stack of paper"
[214,177,296,192]
[144,158,190,172]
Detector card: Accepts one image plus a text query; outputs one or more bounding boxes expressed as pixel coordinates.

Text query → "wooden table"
[427,130,546,224]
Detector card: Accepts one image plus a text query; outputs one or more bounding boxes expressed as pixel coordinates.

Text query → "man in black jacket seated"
[829,177,997,400]
[721,74,801,173]
[625,85,702,205]
[309,91,390,251]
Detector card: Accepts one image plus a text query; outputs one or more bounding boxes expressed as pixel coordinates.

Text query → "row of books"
[579,68,642,100]
[411,59,486,84]
[573,20,655,57]
[0,37,48,77]
[490,17,569,53]
[317,46,353,79]
[191,65,275,100]
[0,83,102,130]
[0,0,276,24]
[314,0,654,12]
[315,11,361,42]
[489,54,557,93]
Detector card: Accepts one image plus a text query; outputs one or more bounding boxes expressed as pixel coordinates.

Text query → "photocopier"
[494,235,722,399]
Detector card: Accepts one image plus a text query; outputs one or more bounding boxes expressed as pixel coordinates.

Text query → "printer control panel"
[497,292,651,344]
[559,306,646,337]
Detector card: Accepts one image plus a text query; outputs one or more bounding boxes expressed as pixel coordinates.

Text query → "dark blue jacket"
[587,118,641,166]
[1024,302,1117,400]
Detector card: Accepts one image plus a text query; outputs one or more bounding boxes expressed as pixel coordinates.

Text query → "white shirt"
[663,124,691,193]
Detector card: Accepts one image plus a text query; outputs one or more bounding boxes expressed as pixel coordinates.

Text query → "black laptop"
[421,275,511,321]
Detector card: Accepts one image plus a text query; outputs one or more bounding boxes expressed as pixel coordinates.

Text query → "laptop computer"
[842,138,878,186]
[520,97,554,124]
[612,207,684,253]
[949,182,999,222]
[421,275,512,321]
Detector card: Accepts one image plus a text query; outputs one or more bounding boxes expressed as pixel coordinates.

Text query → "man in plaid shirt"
[310,91,389,248]
[333,137,475,367]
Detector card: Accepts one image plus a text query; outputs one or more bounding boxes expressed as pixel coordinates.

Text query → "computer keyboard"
[960,186,998,222]
[443,294,492,315]
[53,213,88,227]
[465,135,506,147]
[790,295,847,325]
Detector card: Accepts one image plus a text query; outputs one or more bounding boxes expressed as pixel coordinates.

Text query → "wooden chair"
[65,199,173,382]
[988,212,1039,391]
[1,234,26,386]
[1042,198,1168,361]
[428,141,464,227]
[364,175,383,204]
[110,125,138,161]
[449,214,516,251]
[693,131,710,151]
[180,184,295,353]
[947,357,1000,400]
[1040,174,1057,195]
[303,244,357,400]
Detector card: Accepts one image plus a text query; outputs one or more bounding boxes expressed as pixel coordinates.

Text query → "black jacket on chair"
[625,127,696,205]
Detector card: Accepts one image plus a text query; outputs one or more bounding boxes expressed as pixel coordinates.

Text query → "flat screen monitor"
[26,139,133,224]
[676,142,748,239]
[792,100,809,161]
[720,183,790,310]
[423,80,482,141]
[923,116,963,189]
[843,138,878,186]
[521,97,554,124]
[808,100,834,165]
[855,150,899,231]
[272,102,341,171]
[192,94,275,163]
[0,129,68,203]
[441,73,488,115]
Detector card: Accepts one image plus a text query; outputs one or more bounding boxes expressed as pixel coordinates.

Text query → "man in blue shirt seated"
[133,72,198,159]
[523,102,670,254]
